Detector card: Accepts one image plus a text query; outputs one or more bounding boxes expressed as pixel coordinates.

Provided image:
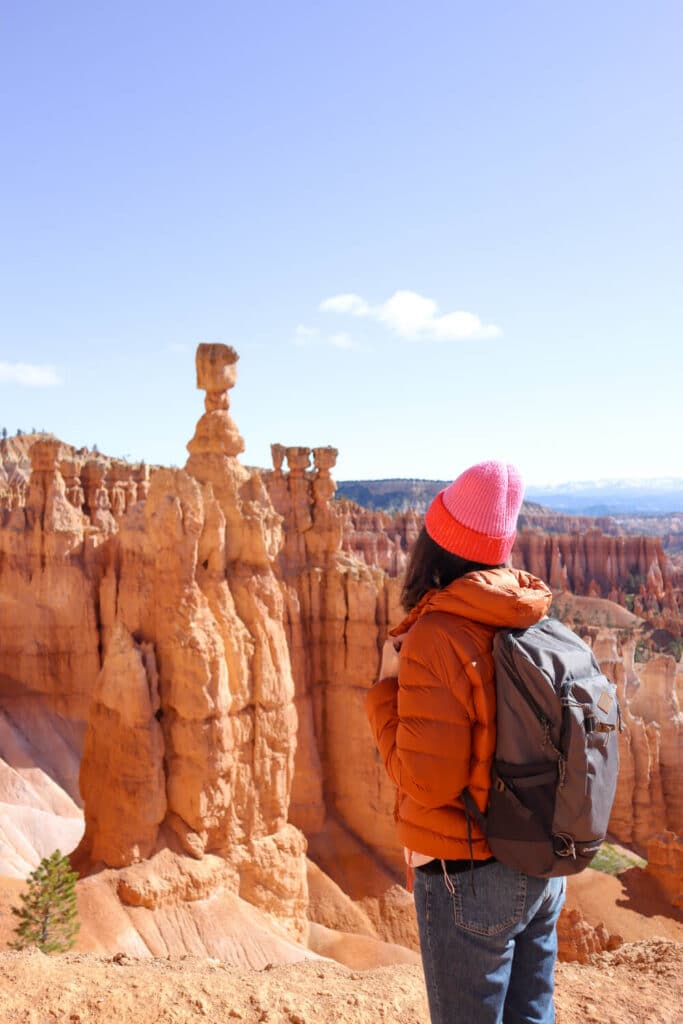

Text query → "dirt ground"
[565,865,683,943]
[0,939,681,1024]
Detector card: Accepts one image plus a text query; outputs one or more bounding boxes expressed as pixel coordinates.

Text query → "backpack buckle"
[494,778,505,793]
[553,832,577,860]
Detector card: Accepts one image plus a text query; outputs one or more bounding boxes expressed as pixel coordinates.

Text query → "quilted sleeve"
[365,620,473,809]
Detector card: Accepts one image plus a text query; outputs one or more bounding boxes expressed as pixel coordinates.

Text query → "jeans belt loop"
[440,859,456,895]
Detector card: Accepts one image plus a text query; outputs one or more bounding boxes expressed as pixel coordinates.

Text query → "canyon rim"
[0,343,682,1022]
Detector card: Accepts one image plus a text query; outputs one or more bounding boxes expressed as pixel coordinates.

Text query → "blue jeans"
[413,860,566,1024]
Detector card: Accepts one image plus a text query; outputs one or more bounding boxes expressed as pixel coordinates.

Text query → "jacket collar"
[391,567,552,636]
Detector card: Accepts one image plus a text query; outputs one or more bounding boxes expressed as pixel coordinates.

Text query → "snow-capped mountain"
[525,478,683,514]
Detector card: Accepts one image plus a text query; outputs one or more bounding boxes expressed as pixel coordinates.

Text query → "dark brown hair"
[401,527,502,611]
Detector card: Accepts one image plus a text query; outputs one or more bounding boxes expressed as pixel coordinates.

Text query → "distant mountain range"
[525,478,683,515]
[335,479,448,513]
[336,478,683,516]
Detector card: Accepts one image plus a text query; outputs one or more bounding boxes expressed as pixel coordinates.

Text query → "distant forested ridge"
[335,479,448,513]
[336,478,547,516]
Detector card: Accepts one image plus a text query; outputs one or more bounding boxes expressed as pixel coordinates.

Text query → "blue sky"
[1,1,681,485]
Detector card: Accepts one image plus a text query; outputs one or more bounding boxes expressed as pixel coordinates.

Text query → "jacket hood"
[391,567,552,635]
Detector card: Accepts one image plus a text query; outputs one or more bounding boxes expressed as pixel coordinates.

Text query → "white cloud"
[320,289,501,341]
[319,293,370,316]
[0,362,62,387]
[377,291,439,337]
[433,310,501,341]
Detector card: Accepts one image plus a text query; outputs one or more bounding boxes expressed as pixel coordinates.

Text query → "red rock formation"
[513,529,675,604]
[0,347,308,942]
[74,343,308,937]
[2,347,682,962]
[645,832,683,908]
[556,907,622,963]
[335,500,682,636]
[77,623,165,867]
[592,635,676,849]
[263,445,405,878]
[629,656,683,835]
[0,439,99,722]
[1,432,149,521]
[340,502,418,577]
[518,511,621,535]
[60,456,85,510]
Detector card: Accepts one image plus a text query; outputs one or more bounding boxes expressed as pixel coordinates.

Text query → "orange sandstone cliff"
[0,345,682,967]
[74,343,308,942]
[0,348,308,958]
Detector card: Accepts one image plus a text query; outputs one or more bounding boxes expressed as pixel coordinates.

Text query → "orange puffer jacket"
[365,567,552,862]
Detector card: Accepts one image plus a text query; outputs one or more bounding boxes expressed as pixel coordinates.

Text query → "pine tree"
[10,850,80,954]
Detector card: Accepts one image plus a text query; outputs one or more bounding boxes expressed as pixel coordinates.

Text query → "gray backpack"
[463,617,620,878]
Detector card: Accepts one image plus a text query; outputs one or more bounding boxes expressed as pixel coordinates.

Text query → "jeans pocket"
[450,861,527,936]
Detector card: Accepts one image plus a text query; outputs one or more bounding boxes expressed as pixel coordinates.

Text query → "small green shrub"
[667,638,683,662]
[10,850,80,954]
[634,639,650,663]
[590,843,645,876]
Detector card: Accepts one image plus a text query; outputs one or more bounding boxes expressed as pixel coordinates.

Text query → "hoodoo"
[0,343,681,970]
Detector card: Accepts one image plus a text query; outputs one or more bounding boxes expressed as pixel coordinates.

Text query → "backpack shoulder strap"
[495,627,549,726]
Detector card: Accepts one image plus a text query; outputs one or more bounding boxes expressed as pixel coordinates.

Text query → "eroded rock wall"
[79,345,306,937]
[645,832,683,907]
[263,446,405,878]
[0,439,101,723]
[0,348,308,940]
[513,529,680,635]
[586,632,681,852]
[2,344,682,944]
[341,503,681,636]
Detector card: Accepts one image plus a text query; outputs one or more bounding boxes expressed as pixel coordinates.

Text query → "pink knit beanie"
[424,461,523,564]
